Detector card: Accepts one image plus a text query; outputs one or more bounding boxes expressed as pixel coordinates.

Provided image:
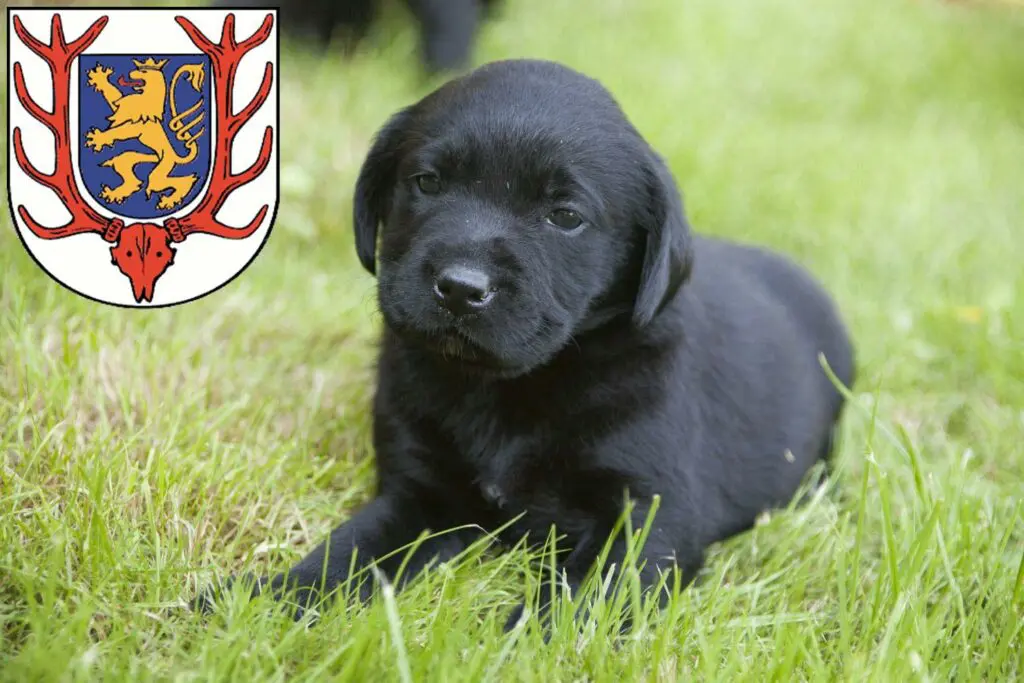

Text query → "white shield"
[7,7,279,307]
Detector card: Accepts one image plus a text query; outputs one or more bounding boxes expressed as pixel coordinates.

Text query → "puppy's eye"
[416,174,442,195]
[545,209,583,231]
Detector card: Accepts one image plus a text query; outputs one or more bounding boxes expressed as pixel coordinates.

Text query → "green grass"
[3,0,1024,679]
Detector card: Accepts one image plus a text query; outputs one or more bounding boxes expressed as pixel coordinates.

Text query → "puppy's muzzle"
[432,265,496,316]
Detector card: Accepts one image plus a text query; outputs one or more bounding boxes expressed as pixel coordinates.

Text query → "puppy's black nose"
[433,266,495,315]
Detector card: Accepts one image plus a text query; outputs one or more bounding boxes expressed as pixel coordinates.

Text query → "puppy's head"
[353,59,693,377]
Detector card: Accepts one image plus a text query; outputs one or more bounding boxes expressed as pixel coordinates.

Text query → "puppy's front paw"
[503,602,528,632]
[503,601,555,643]
[192,573,316,621]
[190,572,261,615]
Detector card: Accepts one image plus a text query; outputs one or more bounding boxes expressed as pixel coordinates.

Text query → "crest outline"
[6,5,281,308]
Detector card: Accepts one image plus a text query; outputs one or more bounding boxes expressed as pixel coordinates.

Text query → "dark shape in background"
[212,0,503,74]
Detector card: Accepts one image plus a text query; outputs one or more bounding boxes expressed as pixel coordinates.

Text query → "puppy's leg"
[263,495,423,604]
[197,494,468,617]
[505,501,704,635]
[503,538,690,636]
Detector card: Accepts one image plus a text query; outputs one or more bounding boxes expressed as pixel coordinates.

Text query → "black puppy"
[201,59,855,629]
[211,0,501,74]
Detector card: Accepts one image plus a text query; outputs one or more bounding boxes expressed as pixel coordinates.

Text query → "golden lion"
[85,57,207,210]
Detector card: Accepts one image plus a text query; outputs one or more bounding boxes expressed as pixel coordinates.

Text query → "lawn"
[2,0,1023,680]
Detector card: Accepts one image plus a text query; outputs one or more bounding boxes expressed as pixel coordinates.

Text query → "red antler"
[11,14,122,242]
[167,13,274,243]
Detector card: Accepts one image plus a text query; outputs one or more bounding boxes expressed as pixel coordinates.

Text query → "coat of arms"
[7,8,279,306]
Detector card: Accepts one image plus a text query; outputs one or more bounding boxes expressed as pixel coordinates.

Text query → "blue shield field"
[77,53,212,220]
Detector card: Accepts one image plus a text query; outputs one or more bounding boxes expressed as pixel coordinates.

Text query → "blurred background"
[8,0,1023,392]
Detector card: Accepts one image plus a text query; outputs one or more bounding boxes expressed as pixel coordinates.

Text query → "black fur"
[198,59,856,630]
[212,0,501,74]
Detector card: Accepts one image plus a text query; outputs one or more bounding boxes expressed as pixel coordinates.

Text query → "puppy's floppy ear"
[632,150,695,327]
[353,107,413,275]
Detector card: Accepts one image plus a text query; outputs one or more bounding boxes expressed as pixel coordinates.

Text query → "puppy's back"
[740,240,853,402]
[692,236,855,400]
[669,235,854,534]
